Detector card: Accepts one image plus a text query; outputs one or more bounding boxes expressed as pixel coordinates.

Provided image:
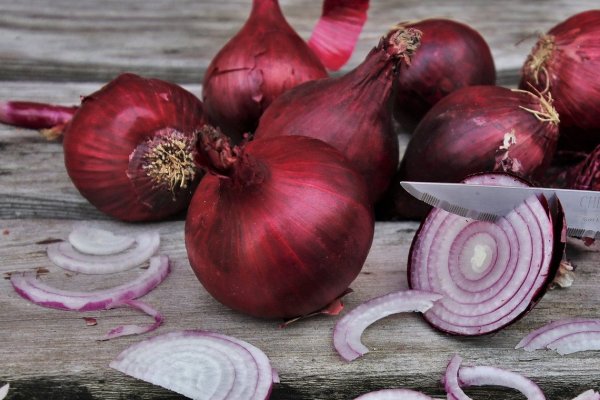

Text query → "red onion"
[110,330,277,400]
[185,126,374,319]
[444,355,546,400]
[354,389,434,400]
[383,85,560,219]
[333,289,442,361]
[307,0,370,71]
[516,318,600,352]
[68,224,136,256]
[393,19,496,132]
[520,10,600,147]
[255,27,422,203]
[407,173,565,335]
[47,230,160,274]
[63,73,206,222]
[568,144,600,191]
[202,0,328,141]
[0,100,76,138]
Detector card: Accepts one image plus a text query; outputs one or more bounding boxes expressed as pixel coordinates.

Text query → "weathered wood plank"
[1,220,599,399]
[0,0,597,82]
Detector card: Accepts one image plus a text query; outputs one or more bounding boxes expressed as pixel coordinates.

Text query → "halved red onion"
[353,388,434,399]
[444,355,546,400]
[47,230,160,274]
[100,299,164,341]
[516,318,600,351]
[573,390,600,400]
[110,330,277,400]
[68,224,136,255]
[10,255,170,311]
[333,290,442,361]
[0,384,8,400]
[408,173,565,335]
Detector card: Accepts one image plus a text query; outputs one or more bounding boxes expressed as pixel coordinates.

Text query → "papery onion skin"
[63,73,206,222]
[520,10,600,146]
[186,128,374,319]
[382,85,560,220]
[255,27,422,203]
[202,0,327,142]
[393,18,496,132]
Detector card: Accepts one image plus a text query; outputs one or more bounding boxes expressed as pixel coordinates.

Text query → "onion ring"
[353,388,434,399]
[100,299,164,341]
[572,390,600,400]
[516,318,600,351]
[68,224,136,255]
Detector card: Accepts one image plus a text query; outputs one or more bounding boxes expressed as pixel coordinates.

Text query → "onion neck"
[250,0,285,24]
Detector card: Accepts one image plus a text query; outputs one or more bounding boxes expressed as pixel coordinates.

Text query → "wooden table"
[1,1,599,399]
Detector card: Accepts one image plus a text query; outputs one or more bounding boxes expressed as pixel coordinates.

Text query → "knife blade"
[400,181,600,238]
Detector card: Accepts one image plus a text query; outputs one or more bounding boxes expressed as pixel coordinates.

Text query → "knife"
[400,181,600,239]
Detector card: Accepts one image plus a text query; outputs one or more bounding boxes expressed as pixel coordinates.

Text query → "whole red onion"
[392,18,496,132]
[520,10,600,148]
[255,27,422,204]
[382,85,560,219]
[63,73,206,222]
[185,126,374,319]
[202,0,328,142]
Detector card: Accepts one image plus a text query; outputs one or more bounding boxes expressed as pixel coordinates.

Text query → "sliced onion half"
[353,388,434,400]
[110,330,277,400]
[68,224,136,255]
[408,173,565,335]
[516,318,600,352]
[444,355,546,400]
[333,289,442,361]
[573,390,600,400]
[47,230,160,274]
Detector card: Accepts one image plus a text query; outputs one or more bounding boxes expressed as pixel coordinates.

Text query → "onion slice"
[307,0,369,71]
[68,225,136,255]
[100,299,164,341]
[0,384,8,400]
[47,230,160,274]
[573,390,600,400]
[408,173,565,335]
[10,255,170,311]
[110,330,277,400]
[547,331,600,355]
[516,318,600,351]
[444,355,546,400]
[333,290,442,361]
[353,389,434,399]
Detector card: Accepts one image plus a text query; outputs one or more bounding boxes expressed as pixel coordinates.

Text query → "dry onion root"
[110,330,277,400]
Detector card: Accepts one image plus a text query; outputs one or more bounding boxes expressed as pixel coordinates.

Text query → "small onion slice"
[444,355,546,400]
[516,318,600,351]
[573,390,600,400]
[110,330,277,400]
[353,388,434,400]
[547,331,600,355]
[47,230,160,274]
[408,173,565,335]
[10,255,170,311]
[68,225,136,255]
[100,299,164,341]
[0,384,8,400]
[333,290,442,361]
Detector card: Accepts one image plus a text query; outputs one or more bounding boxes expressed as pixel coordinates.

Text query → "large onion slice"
[408,173,565,335]
[47,230,160,274]
[68,224,136,255]
[444,355,546,400]
[516,318,600,352]
[110,330,277,400]
[353,388,434,399]
[333,290,442,361]
[10,255,170,311]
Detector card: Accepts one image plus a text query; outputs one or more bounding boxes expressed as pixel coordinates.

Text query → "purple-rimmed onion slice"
[516,318,600,352]
[0,384,8,400]
[444,355,546,400]
[333,290,442,361]
[47,230,160,274]
[353,388,434,399]
[11,255,169,339]
[110,330,277,400]
[573,390,600,400]
[408,173,565,335]
[68,224,136,255]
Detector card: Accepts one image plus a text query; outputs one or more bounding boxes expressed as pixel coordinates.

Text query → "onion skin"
[185,128,374,319]
[255,27,422,204]
[393,19,496,132]
[63,73,206,222]
[202,0,327,142]
[520,10,600,147]
[382,85,559,219]
[568,144,600,191]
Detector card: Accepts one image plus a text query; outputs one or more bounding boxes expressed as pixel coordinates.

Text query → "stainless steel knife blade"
[400,181,600,238]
